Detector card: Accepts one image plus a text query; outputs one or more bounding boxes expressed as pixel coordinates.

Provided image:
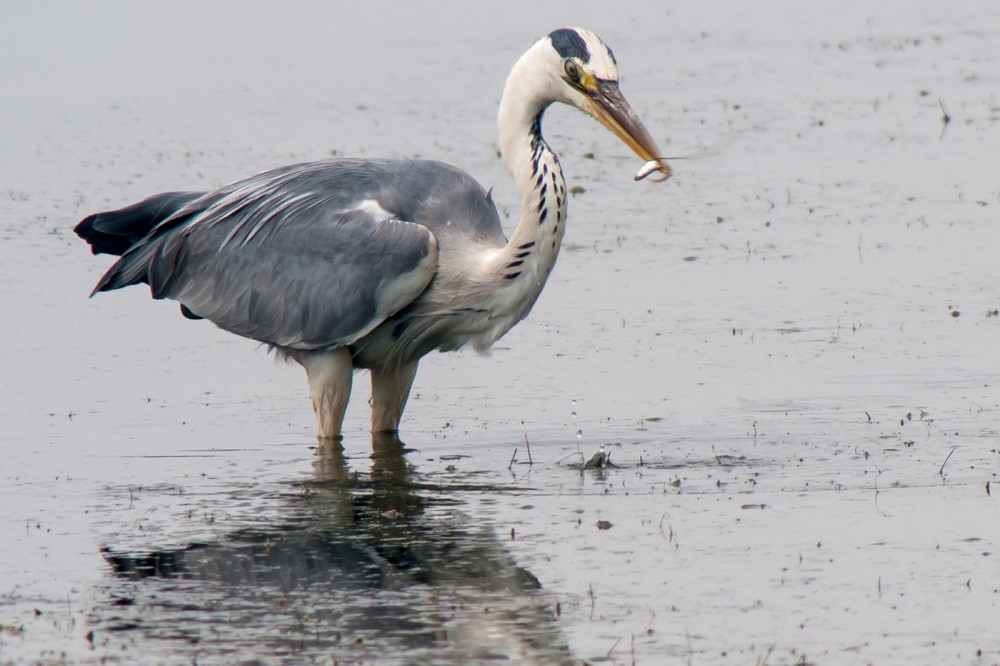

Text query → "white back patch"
[354,199,394,222]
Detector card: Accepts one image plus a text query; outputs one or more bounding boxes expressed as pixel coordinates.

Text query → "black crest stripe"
[549,29,590,63]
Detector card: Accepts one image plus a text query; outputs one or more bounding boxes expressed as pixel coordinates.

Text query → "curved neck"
[443,45,569,352]
[498,55,561,210]
[494,61,568,297]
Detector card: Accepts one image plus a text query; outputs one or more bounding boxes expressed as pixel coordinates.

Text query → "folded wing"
[84,160,443,350]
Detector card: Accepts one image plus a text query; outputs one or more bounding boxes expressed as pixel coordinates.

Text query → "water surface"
[2,1,998,663]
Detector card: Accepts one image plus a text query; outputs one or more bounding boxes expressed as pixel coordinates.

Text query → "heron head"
[544,28,670,182]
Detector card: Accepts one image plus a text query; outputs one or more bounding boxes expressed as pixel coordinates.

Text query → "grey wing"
[170,212,438,349]
[98,162,441,350]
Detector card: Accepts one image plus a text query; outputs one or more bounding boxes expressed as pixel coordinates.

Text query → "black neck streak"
[528,111,564,227]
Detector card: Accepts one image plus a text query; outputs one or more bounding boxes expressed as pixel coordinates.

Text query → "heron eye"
[563,59,580,81]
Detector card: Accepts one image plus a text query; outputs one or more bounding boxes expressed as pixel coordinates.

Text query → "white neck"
[489,52,569,322]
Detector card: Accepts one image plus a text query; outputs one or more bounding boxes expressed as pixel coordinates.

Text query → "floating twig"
[524,433,533,466]
[872,464,890,517]
[606,636,621,659]
[508,447,517,470]
[939,99,951,140]
[939,446,957,477]
[939,98,951,124]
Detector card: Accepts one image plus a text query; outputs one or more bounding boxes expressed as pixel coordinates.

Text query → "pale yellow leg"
[370,362,418,433]
[299,348,353,440]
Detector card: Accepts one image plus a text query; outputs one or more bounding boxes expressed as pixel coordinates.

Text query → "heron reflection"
[98,436,575,664]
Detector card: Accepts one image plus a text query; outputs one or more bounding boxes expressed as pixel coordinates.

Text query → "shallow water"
[2,1,999,664]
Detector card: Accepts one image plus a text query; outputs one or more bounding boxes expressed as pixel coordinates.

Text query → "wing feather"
[167,207,437,349]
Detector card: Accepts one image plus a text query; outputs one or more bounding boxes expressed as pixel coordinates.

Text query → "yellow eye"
[563,59,580,80]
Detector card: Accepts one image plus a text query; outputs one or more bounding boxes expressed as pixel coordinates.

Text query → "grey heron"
[75,27,670,440]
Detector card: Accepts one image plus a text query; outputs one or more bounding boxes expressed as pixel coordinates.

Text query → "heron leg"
[300,348,354,440]
[370,362,418,433]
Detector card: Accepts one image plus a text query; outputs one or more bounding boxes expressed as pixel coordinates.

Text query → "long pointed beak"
[585,80,671,182]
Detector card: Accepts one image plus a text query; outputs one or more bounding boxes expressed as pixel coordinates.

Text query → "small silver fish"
[634,159,671,182]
